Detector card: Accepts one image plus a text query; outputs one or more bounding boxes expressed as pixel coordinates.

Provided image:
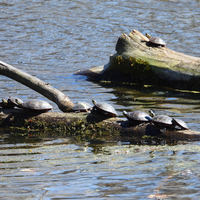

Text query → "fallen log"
[76,29,200,91]
[1,108,200,142]
[0,60,74,112]
[0,39,199,142]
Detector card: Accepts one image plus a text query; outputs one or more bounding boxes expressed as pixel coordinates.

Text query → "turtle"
[92,99,118,117]
[0,97,23,109]
[149,109,173,132]
[123,110,152,125]
[8,97,23,108]
[172,118,189,130]
[146,33,166,47]
[73,102,93,112]
[0,98,11,108]
[16,99,53,112]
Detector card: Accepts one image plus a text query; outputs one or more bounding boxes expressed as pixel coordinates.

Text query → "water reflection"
[0,138,200,199]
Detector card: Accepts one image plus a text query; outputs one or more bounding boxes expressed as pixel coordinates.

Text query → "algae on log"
[76,29,200,91]
[1,108,200,142]
[0,60,75,112]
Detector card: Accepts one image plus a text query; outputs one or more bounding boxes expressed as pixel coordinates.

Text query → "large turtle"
[16,99,53,113]
[149,110,173,132]
[92,99,118,117]
[123,110,152,125]
[146,33,166,47]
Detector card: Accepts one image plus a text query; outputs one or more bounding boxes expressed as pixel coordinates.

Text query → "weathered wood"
[76,29,200,91]
[1,108,200,141]
[0,32,199,142]
[0,60,75,112]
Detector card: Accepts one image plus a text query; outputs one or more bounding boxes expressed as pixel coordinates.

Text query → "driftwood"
[0,61,74,112]
[0,30,200,141]
[1,108,200,141]
[76,29,200,91]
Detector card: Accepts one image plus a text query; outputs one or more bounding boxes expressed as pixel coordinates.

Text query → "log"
[0,60,74,112]
[76,29,200,91]
[0,38,199,142]
[1,108,200,142]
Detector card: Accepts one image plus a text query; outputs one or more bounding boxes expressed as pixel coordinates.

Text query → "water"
[1,138,200,199]
[1,0,200,199]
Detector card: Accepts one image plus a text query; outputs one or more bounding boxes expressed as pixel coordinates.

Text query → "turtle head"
[15,98,23,107]
[92,99,97,105]
[2,98,7,104]
[122,110,127,116]
[146,33,151,39]
[148,109,155,117]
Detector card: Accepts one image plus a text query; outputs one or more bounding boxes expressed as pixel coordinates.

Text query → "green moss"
[0,116,121,143]
[102,56,155,85]
[101,55,200,91]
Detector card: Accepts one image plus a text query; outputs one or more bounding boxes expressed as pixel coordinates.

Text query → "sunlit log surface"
[76,29,200,91]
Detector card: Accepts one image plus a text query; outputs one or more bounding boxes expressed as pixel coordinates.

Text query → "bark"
[76,29,200,91]
[0,60,74,112]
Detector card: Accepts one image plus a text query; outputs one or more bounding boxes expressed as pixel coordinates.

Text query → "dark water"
[1,0,200,199]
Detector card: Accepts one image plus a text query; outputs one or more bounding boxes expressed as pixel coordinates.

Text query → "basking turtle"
[8,97,23,108]
[123,110,152,125]
[73,102,93,112]
[0,97,23,109]
[92,99,118,117]
[146,33,166,47]
[0,98,11,108]
[16,99,53,113]
[172,118,189,130]
[149,110,173,132]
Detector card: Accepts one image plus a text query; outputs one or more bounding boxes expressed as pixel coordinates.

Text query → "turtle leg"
[160,127,167,133]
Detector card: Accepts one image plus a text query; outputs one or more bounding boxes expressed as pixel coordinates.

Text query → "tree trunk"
[76,29,200,91]
[0,60,74,112]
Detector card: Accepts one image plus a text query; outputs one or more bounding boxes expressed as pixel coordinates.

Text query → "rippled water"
[1,138,200,199]
[1,0,200,199]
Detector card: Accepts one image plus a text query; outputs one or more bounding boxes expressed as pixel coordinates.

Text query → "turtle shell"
[123,110,151,124]
[92,99,118,117]
[151,115,173,128]
[73,102,93,112]
[172,118,189,130]
[21,99,52,112]
[149,37,166,47]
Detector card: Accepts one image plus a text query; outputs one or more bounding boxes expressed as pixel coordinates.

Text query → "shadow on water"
[89,79,200,110]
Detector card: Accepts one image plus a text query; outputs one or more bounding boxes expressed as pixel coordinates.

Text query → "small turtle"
[123,110,152,125]
[0,97,23,109]
[172,118,189,130]
[149,110,173,132]
[8,97,23,108]
[16,99,53,113]
[92,99,118,117]
[0,98,11,108]
[73,102,93,112]
[146,33,166,47]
